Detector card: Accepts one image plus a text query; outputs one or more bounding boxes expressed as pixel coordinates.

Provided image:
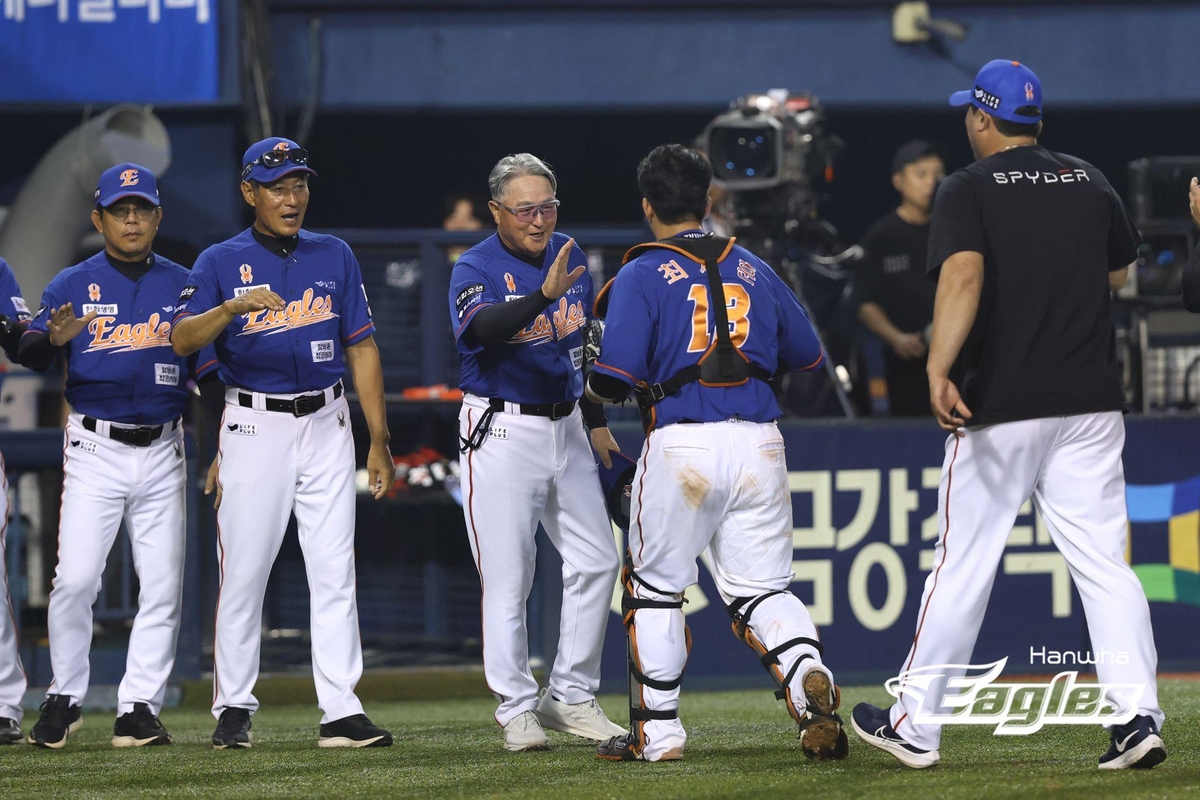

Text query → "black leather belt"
[83,416,178,447]
[487,398,576,420]
[238,381,343,417]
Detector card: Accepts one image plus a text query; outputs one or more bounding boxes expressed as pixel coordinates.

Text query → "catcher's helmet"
[596,451,638,532]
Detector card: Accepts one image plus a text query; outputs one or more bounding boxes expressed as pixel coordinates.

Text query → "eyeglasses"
[495,199,560,223]
[241,148,310,180]
[104,203,157,221]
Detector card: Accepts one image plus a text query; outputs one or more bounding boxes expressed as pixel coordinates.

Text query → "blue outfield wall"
[270,3,1200,110]
[595,415,1200,689]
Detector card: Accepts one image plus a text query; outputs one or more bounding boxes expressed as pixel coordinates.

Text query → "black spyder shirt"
[927,145,1138,427]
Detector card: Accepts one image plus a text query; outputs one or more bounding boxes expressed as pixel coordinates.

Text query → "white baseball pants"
[890,412,1164,750]
[626,420,831,761]
[458,394,620,727]
[212,389,364,724]
[47,414,186,715]
[0,458,27,723]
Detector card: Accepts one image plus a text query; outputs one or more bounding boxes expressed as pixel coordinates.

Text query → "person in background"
[1179,177,1200,310]
[854,140,945,416]
[444,195,485,263]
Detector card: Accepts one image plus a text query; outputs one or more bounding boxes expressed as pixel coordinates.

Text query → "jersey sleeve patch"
[455,283,486,320]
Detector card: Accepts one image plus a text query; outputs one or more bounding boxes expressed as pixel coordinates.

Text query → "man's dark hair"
[637,144,711,225]
[991,106,1041,138]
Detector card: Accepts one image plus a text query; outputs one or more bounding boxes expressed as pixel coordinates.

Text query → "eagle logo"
[88,283,101,301]
[240,264,254,285]
[504,273,516,293]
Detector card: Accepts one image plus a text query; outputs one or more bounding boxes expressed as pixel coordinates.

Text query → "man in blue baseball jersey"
[0,256,34,745]
[19,164,220,749]
[449,153,625,752]
[171,137,394,750]
[586,145,846,763]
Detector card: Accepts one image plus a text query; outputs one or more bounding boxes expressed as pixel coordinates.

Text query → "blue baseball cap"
[949,59,1043,124]
[95,163,160,208]
[596,451,638,532]
[240,137,318,183]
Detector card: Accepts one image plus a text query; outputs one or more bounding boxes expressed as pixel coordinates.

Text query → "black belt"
[487,398,576,420]
[83,416,178,447]
[238,381,343,417]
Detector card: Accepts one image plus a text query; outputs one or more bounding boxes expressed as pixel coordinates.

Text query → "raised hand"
[540,238,586,300]
[48,303,98,346]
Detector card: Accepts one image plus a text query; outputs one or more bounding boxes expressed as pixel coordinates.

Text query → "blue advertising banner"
[599,417,1200,688]
[0,0,216,102]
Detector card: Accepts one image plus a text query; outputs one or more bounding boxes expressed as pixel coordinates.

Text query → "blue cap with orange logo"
[241,137,318,184]
[949,59,1043,124]
[95,163,160,208]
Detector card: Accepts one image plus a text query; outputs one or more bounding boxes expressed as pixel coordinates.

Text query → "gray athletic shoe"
[535,688,626,742]
[503,710,549,752]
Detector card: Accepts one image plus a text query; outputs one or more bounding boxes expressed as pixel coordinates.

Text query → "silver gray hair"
[488,153,558,202]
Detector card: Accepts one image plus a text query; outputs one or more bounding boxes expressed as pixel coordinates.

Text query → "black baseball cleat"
[1098,714,1167,770]
[851,702,939,768]
[318,714,393,748]
[27,695,83,750]
[596,731,645,762]
[596,731,683,762]
[212,707,252,750]
[112,703,172,747]
[0,717,21,745]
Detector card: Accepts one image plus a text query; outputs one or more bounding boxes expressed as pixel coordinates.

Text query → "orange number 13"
[687,283,751,353]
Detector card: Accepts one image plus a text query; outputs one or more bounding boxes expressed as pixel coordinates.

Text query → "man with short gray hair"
[448,153,625,752]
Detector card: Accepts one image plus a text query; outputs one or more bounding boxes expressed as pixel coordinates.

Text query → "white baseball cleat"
[535,688,627,742]
[503,710,550,752]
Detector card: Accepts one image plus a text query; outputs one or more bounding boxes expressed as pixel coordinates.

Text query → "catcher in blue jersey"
[585,144,847,763]
[18,164,220,749]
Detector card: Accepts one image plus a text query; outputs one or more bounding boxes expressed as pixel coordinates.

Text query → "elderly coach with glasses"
[447,153,625,752]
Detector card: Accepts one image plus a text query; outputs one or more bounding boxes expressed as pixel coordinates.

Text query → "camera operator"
[854,140,945,416]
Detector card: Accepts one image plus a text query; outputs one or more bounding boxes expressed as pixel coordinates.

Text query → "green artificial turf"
[0,679,1195,799]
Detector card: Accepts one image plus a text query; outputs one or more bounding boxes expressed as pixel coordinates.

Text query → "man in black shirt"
[852,59,1166,771]
[855,140,945,416]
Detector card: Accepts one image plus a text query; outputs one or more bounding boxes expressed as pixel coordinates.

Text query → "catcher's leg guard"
[727,590,848,760]
[601,553,689,762]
